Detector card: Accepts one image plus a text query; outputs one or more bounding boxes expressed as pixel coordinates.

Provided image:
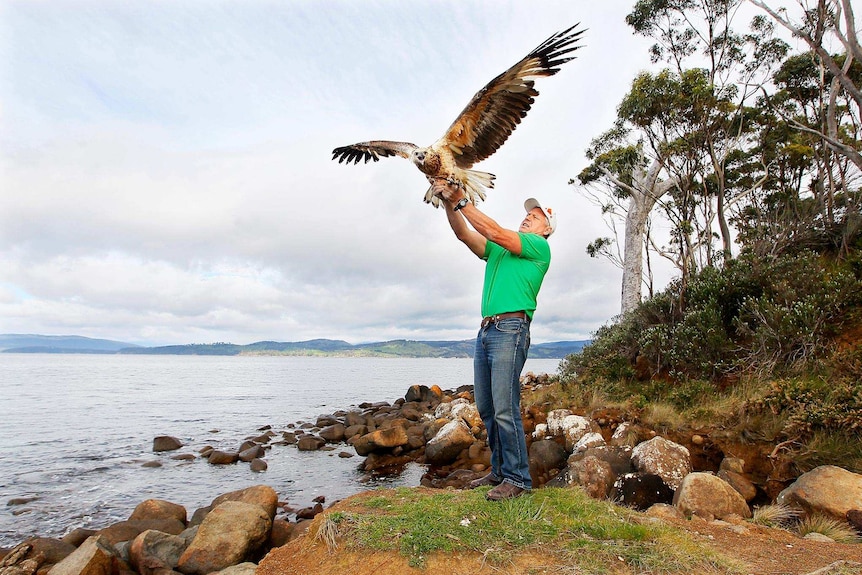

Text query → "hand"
[431,178,466,204]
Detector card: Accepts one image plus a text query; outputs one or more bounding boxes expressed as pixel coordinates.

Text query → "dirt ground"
[257,489,862,575]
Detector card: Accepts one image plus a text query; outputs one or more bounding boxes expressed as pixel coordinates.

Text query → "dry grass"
[796,514,862,544]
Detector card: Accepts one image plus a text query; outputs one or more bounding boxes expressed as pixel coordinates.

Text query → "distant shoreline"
[0,335,589,359]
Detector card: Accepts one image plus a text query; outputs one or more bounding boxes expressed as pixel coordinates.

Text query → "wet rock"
[61,529,97,548]
[319,424,346,443]
[673,472,752,520]
[296,436,326,452]
[47,535,119,575]
[238,446,265,463]
[211,486,278,519]
[21,538,76,565]
[97,519,185,546]
[129,501,187,525]
[6,497,39,507]
[128,530,187,575]
[295,503,323,521]
[207,451,238,465]
[352,427,409,456]
[315,415,339,428]
[176,502,270,575]
[631,436,691,490]
[152,437,183,453]
[339,411,361,427]
[249,459,267,472]
[777,465,862,521]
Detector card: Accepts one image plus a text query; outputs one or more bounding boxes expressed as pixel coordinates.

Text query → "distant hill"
[1,334,589,359]
[0,334,140,354]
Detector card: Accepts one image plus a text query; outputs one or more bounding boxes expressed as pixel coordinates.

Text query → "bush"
[562,249,862,388]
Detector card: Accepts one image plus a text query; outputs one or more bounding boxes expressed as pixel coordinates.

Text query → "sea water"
[0,354,560,546]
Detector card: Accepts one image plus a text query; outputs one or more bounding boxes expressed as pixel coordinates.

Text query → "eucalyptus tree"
[575,0,788,313]
[749,0,862,253]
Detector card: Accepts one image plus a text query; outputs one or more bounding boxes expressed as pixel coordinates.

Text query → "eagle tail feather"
[422,169,495,208]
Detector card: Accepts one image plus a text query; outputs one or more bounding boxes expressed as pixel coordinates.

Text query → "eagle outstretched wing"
[331,25,585,206]
[437,24,585,168]
[332,141,418,164]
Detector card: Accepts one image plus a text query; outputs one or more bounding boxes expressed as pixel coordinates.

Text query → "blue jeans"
[473,317,532,489]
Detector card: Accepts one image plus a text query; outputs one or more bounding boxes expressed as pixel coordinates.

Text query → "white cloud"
[0,0,663,345]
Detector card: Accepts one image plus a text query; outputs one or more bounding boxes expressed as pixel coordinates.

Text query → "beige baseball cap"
[524,198,557,237]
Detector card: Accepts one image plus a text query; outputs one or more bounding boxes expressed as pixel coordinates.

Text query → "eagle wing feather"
[436,24,585,168]
[331,141,419,164]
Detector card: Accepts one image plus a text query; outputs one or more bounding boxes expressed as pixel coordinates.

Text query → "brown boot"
[485,482,525,501]
[468,473,502,489]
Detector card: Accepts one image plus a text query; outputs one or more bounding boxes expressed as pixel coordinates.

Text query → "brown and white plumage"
[331,24,585,207]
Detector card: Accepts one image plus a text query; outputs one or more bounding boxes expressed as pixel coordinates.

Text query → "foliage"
[313,486,741,572]
[566,248,862,385]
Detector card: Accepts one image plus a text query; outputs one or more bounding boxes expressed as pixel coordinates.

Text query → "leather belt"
[481,311,529,328]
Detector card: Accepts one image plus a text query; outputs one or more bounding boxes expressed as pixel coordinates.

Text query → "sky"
[0,1,766,346]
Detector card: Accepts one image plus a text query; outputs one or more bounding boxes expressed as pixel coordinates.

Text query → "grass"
[750,503,801,528]
[796,514,862,544]
[309,486,744,573]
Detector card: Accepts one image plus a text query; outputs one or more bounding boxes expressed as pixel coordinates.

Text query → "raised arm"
[433,180,522,255]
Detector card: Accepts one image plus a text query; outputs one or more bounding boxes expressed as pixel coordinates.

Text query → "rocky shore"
[3,374,862,575]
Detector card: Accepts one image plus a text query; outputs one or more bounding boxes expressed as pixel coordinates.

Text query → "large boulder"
[673,471,752,519]
[631,436,691,490]
[545,410,593,451]
[572,432,605,455]
[47,535,119,575]
[717,469,758,502]
[404,384,443,404]
[97,519,185,546]
[152,436,183,452]
[128,530,187,575]
[352,427,409,456]
[319,424,346,443]
[207,451,239,465]
[176,501,271,575]
[21,538,76,566]
[129,500,187,524]
[211,485,279,519]
[566,455,616,500]
[528,439,567,477]
[424,419,475,465]
[296,435,326,451]
[777,465,862,520]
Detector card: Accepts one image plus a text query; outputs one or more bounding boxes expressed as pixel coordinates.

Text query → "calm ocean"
[0,354,560,547]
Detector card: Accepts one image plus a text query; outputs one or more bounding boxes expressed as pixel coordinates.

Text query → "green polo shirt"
[480,233,551,320]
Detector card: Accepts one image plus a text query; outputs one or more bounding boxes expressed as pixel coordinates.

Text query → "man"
[433,180,556,501]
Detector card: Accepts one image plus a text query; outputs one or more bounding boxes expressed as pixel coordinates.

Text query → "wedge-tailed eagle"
[331,24,585,207]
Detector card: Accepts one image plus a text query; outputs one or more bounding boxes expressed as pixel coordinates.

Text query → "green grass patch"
[318,486,743,572]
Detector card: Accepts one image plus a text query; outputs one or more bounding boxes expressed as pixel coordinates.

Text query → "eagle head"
[411,148,427,167]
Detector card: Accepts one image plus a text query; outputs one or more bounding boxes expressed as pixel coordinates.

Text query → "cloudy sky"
[1,1,686,346]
